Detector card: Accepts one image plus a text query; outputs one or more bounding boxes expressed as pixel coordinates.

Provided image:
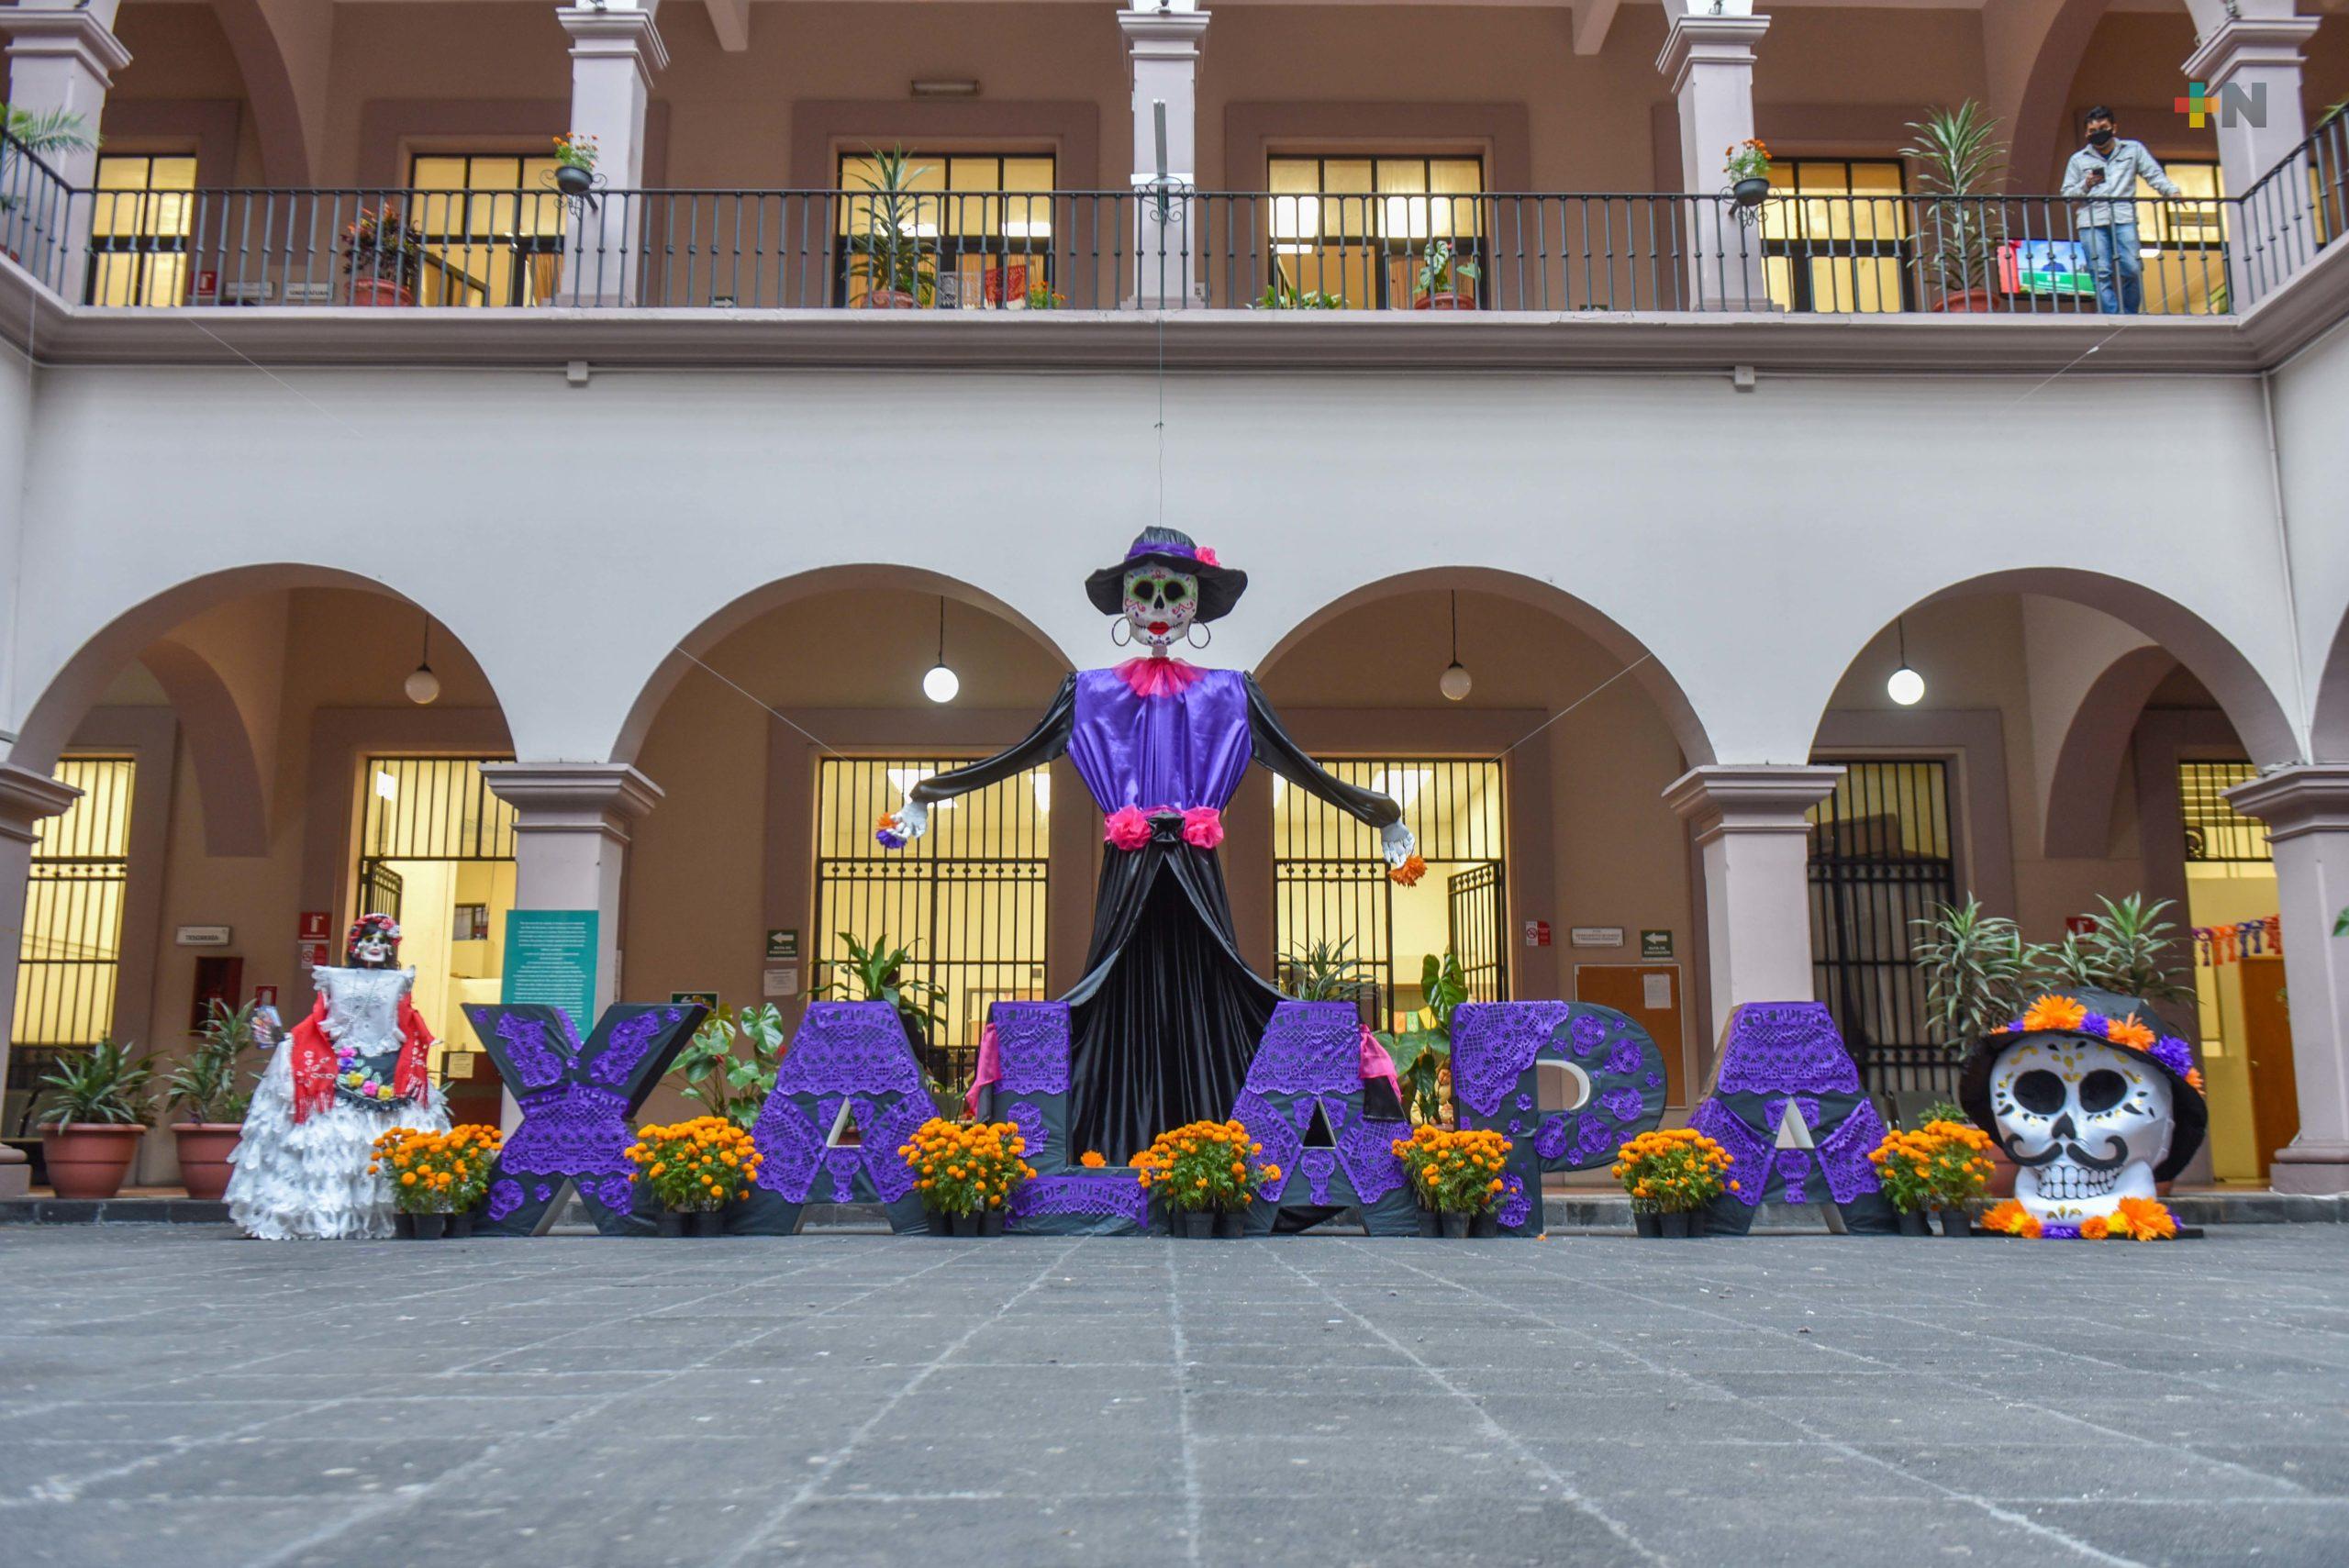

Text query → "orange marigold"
[2104,1015,2156,1051]
[2021,994,2088,1033]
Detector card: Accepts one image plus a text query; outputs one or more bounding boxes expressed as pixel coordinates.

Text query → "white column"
[0,0,129,301]
[555,3,667,306]
[479,763,660,1017]
[2226,766,2349,1195]
[1118,6,1209,309]
[1655,6,1771,312]
[2181,6,2320,305]
[1665,764,1843,1046]
[0,761,83,1198]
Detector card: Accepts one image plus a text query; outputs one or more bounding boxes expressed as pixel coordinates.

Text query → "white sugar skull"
[1987,1034,2174,1226]
[347,914,401,970]
[1123,565,1197,651]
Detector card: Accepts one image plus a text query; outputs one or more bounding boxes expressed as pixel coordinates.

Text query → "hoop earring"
[1186,621,1212,650]
[1110,618,1133,648]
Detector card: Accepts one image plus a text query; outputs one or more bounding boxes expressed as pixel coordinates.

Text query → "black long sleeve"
[1244,674,1403,829]
[909,674,1077,805]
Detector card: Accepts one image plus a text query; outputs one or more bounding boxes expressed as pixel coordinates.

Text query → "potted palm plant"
[161,1001,260,1200]
[847,147,936,309]
[34,1040,154,1200]
[1900,100,2008,312]
[1410,239,1480,310]
[0,105,95,215]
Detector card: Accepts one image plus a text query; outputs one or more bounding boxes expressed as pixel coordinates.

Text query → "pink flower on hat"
[1194,547,1219,567]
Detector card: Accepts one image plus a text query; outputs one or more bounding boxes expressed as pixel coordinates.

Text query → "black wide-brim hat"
[1958,986,2207,1182]
[1085,527,1248,622]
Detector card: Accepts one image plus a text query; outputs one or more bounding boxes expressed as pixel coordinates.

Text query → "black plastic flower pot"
[555,163,595,196]
[1658,1211,1692,1239]
[1732,177,1771,209]
[980,1207,1007,1238]
[449,1212,475,1240]
[1468,1212,1499,1239]
[952,1211,981,1238]
[656,1210,685,1238]
[1938,1209,1974,1239]
[925,1209,954,1238]
[1897,1208,1932,1237]
[1181,1211,1216,1240]
[1416,1207,1442,1238]
[393,1212,417,1240]
[410,1213,447,1241]
[1440,1211,1471,1240]
[1214,1209,1247,1240]
[1632,1210,1660,1239]
[689,1209,727,1239]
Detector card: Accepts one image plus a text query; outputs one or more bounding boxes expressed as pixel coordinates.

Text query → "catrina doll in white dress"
[227,914,450,1239]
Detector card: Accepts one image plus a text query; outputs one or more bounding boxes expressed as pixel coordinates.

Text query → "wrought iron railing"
[2231,106,2348,310]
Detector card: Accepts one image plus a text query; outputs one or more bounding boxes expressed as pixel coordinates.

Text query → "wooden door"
[2239,955,2299,1177]
[1575,963,1686,1105]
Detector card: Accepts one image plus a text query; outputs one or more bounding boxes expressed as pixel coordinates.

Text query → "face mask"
[2088,128,2115,149]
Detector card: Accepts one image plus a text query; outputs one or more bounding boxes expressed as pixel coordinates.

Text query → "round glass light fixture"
[1439,590,1472,702]
[406,615,440,705]
[922,596,959,704]
[1886,617,1923,706]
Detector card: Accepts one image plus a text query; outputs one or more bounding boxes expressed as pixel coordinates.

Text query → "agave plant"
[2048,894,2194,1005]
[1909,898,2045,1054]
[1377,951,1470,1127]
[1282,937,1370,1002]
[845,147,937,306]
[672,1004,786,1129]
[36,1040,155,1129]
[1899,100,2008,303]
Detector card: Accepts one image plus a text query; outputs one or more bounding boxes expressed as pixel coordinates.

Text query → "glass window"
[833,151,1058,308]
[407,154,566,307]
[1264,156,1486,309]
[88,155,196,306]
[8,757,134,1138]
[1762,159,1909,315]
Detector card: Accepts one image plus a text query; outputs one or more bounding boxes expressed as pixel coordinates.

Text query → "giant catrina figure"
[226,914,450,1240]
[881,528,1416,1160]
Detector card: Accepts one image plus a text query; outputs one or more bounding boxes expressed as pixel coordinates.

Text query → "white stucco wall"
[2270,309,2349,759]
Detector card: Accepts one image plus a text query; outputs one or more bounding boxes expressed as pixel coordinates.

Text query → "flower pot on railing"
[39,1124,144,1200]
[555,163,596,197]
[1732,177,1772,210]
[349,278,414,308]
[856,288,921,310]
[1932,288,1998,314]
[1413,288,1477,311]
[170,1123,241,1202]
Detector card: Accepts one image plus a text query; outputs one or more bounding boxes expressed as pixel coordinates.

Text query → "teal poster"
[501,909,599,1035]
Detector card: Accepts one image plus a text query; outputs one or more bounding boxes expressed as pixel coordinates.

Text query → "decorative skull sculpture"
[346,914,401,970]
[1122,565,1197,650]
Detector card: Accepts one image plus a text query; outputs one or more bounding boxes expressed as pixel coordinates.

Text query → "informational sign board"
[763,967,800,999]
[765,929,800,961]
[1640,929,1675,961]
[672,990,720,1010]
[501,909,600,1035]
[1568,927,1622,949]
[1524,920,1553,948]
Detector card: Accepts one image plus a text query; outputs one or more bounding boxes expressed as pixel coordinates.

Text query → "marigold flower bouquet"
[1133,1119,1281,1238]
[626,1116,763,1236]
[1612,1127,1734,1238]
[1391,1124,1511,1237]
[1983,1195,2178,1242]
[370,1124,503,1239]
[897,1118,1035,1236]
[1870,1119,1997,1235]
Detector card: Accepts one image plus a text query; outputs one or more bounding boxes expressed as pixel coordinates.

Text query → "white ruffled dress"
[226,965,450,1240]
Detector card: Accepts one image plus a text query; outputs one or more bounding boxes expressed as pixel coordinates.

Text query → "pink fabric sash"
[963,1021,1002,1118]
[1359,1024,1402,1100]
[1114,656,1208,700]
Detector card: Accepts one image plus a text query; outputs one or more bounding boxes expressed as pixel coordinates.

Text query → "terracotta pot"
[348,278,414,308]
[1932,288,1999,314]
[857,288,920,310]
[1987,1148,2020,1198]
[1413,288,1477,311]
[170,1123,241,1202]
[39,1124,144,1200]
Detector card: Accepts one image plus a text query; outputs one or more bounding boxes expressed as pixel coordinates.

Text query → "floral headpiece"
[2003,993,2200,1090]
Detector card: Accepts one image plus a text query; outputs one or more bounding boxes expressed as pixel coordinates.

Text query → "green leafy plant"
[2334,906,2347,937]
[161,1001,261,1124]
[817,933,948,1050]
[340,204,427,286]
[1723,137,1772,183]
[846,146,938,306]
[1907,1099,1969,1129]
[2047,894,2193,1005]
[672,1004,786,1129]
[1255,280,1347,310]
[552,130,598,171]
[1378,951,1469,1126]
[1900,100,2009,302]
[1412,239,1480,303]
[1282,937,1369,1002]
[1910,898,2046,1055]
[0,104,95,214]
[35,1040,154,1129]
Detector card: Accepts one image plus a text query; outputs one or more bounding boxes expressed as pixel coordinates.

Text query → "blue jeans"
[2081,223,2143,315]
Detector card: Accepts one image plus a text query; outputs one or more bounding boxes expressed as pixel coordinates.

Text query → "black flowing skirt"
[1063,817,1280,1163]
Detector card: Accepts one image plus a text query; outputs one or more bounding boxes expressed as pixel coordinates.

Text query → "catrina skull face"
[1123,565,1198,650]
[1988,1034,2174,1225]
[347,917,400,969]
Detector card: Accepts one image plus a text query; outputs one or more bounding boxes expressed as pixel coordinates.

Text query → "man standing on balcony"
[2063,106,2183,315]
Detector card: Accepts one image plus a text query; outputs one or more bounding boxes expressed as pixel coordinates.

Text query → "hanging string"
[1490,653,1654,760]
[673,645,846,759]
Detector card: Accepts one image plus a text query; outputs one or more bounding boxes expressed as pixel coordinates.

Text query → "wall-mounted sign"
[501,909,600,1036]
[765,929,800,962]
[1642,971,1675,1010]
[1640,929,1675,960]
[298,911,333,941]
[1568,927,1624,949]
[1523,920,1552,949]
[672,990,720,1010]
[763,967,800,999]
[175,925,233,948]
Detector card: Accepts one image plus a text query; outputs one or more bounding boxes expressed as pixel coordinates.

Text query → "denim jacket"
[2062,139,2182,229]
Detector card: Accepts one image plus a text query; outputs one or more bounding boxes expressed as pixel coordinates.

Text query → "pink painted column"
[0,761,83,1196]
[2227,765,2349,1195]
[1655,7,1772,313]
[1664,764,1843,1046]
[0,0,129,300]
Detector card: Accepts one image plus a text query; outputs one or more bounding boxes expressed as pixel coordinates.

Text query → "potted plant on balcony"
[1724,138,1774,210]
[552,131,598,197]
[342,204,426,306]
[1394,1123,1512,1237]
[899,1117,1035,1236]
[847,147,936,309]
[161,1000,261,1201]
[34,1040,154,1201]
[1900,100,2008,312]
[1411,239,1480,310]
[0,105,95,223]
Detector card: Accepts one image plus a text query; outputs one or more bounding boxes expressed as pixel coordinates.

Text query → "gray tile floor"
[3,1223,2345,1567]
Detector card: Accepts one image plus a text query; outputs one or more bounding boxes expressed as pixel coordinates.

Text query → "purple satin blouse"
[1068,666,1252,814]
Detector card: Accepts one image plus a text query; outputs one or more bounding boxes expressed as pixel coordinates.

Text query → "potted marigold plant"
[552,131,598,197]
[1134,1119,1281,1238]
[34,1040,154,1200]
[1868,1125,1942,1236]
[370,1124,504,1239]
[1393,1124,1512,1237]
[626,1116,763,1237]
[342,204,426,306]
[1612,1127,1734,1239]
[1918,1118,1995,1236]
[1725,138,1773,209]
[161,1001,261,1200]
[898,1117,1035,1236]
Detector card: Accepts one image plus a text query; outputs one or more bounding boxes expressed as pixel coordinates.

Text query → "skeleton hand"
[892,798,931,842]
[1380,820,1417,868]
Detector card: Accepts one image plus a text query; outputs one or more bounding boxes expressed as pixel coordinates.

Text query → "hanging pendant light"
[922,596,960,704]
[1439,589,1473,702]
[1886,617,1925,706]
[404,614,441,705]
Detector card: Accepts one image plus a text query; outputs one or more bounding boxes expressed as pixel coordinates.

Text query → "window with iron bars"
[358,757,519,926]
[1806,759,1959,1098]
[2177,760,2269,863]
[833,152,1059,309]
[406,155,567,307]
[1265,155,1486,310]
[1274,757,1507,1029]
[813,758,1052,1091]
[8,756,135,1138]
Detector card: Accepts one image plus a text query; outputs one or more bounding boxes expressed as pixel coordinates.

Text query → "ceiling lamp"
[1886,617,1924,706]
[1439,590,1473,702]
[405,615,441,706]
[922,596,961,704]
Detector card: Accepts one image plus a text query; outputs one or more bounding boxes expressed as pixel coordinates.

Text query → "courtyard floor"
[2,1225,2345,1567]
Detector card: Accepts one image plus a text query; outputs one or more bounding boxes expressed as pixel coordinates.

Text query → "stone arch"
[1256,566,1719,767]
[2040,643,2180,858]
[211,0,329,184]
[606,564,1078,767]
[2314,605,2349,762]
[135,636,271,857]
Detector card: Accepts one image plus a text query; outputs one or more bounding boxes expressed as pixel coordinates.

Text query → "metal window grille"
[1761,160,1913,315]
[832,151,1060,308]
[1264,154,1487,309]
[406,155,567,307]
[1274,758,1507,1028]
[2178,760,2269,862]
[358,757,517,924]
[9,756,135,1134]
[1807,759,1959,1097]
[813,758,1051,1091]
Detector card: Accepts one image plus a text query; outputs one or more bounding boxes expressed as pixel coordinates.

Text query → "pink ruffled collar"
[1114,656,1209,699]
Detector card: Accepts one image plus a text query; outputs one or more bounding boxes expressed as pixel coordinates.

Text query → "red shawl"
[288,991,435,1123]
